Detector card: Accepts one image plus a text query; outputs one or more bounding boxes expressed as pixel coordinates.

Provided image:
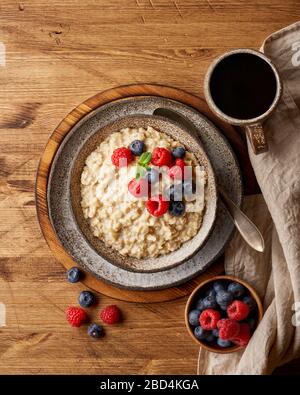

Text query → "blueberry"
[165,184,183,201]
[67,267,81,283]
[188,309,201,326]
[205,332,215,342]
[216,290,233,307]
[213,281,225,293]
[247,317,256,331]
[228,282,245,298]
[217,338,232,348]
[219,303,228,311]
[195,298,205,311]
[145,168,159,184]
[194,326,209,340]
[243,296,257,311]
[183,180,196,197]
[129,140,145,156]
[205,288,216,298]
[172,146,186,159]
[203,295,217,309]
[87,323,103,338]
[212,329,219,337]
[78,290,95,307]
[169,200,185,217]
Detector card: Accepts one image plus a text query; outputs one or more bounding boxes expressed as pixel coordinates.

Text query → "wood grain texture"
[0,0,299,375]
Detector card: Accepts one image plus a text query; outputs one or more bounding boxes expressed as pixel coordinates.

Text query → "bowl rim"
[35,84,243,293]
[69,113,218,273]
[184,275,264,354]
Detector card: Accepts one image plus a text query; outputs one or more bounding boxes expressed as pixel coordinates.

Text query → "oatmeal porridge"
[80,126,206,259]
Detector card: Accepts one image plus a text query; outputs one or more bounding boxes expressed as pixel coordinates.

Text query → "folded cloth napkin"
[198,22,300,375]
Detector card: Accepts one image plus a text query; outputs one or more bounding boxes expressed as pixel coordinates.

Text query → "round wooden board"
[36,84,256,303]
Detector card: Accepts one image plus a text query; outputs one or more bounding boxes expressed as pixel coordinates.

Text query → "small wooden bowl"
[185,275,263,353]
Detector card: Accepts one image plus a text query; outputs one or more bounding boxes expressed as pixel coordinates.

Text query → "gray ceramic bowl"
[70,114,217,273]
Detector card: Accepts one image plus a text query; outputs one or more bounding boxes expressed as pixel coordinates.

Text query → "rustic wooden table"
[0,0,299,375]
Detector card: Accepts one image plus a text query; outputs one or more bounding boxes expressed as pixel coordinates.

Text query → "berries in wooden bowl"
[185,275,263,353]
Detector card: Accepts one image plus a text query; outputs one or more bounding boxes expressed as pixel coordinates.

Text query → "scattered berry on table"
[183,180,196,198]
[111,147,133,167]
[232,323,251,346]
[172,146,186,159]
[217,338,232,348]
[67,267,81,283]
[169,200,185,216]
[212,328,219,337]
[129,140,145,156]
[165,184,183,201]
[145,168,159,184]
[88,323,103,338]
[146,194,169,217]
[151,147,173,167]
[66,306,87,327]
[227,300,250,321]
[217,318,240,340]
[213,281,225,293]
[100,305,121,325]
[195,298,205,311]
[194,326,209,340]
[199,309,221,330]
[216,290,233,307]
[78,290,95,308]
[242,295,257,311]
[203,295,217,310]
[188,309,201,326]
[128,178,149,198]
[228,282,246,298]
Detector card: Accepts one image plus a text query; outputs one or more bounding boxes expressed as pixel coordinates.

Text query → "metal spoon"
[153,107,265,253]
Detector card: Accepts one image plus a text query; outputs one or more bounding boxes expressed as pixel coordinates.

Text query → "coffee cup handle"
[245,123,268,154]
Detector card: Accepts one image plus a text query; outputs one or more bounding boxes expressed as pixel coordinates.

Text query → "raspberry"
[100,305,121,324]
[175,158,186,169]
[111,147,133,167]
[227,300,250,321]
[199,309,221,330]
[168,159,186,180]
[232,323,251,346]
[151,147,173,167]
[128,178,149,198]
[146,194,169,217]
[168,166,182,180]
[66,306,87,327]
[217,318,240,340]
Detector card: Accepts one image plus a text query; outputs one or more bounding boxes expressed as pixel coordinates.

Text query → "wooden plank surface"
[0,0,299,375]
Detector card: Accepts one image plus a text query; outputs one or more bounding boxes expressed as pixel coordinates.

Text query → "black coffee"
[209,53,277,120]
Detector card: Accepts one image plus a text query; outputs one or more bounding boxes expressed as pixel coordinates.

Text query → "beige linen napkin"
[198,22,300,375]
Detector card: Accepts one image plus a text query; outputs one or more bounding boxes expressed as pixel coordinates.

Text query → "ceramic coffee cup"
[204,49,282,154]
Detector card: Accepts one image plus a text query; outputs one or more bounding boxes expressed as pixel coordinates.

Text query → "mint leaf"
[138,152,152,167]
[135,165,146,179]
